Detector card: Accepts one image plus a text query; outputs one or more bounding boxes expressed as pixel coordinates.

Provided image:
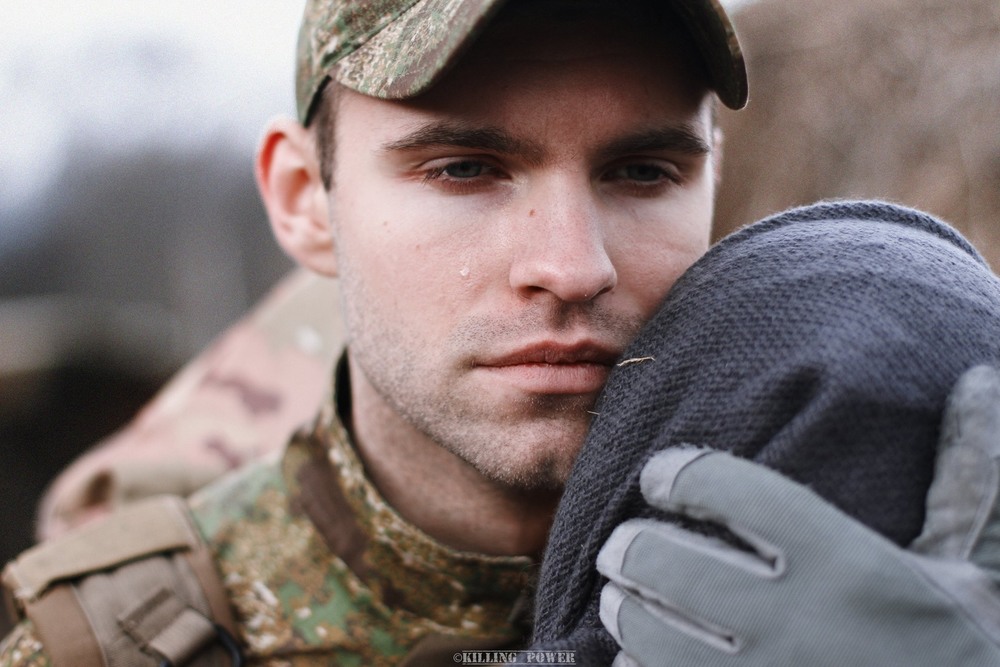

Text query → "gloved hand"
[597,365,1000,666]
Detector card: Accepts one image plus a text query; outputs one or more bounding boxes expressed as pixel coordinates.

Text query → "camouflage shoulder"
[187,449,288,542]
[0,621,52,667]
[35,269,341,540]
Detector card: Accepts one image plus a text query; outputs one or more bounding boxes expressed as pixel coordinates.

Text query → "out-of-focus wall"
[715,0,1000,269]
[0,2,301,625]
[1,1,302,369]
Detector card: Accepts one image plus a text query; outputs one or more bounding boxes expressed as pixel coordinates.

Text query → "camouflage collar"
[289,354,537,635]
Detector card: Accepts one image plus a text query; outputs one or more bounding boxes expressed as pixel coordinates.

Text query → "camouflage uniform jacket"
[0,358,537,666]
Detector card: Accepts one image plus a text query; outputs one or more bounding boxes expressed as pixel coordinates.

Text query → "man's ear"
[255,117,337,277]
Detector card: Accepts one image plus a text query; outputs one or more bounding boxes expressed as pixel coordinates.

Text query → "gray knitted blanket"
[530,201,1000,664]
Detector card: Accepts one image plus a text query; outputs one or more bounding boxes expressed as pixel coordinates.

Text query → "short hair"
[310,82,340,191]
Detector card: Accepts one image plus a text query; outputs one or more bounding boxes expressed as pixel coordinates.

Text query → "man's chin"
[484,464,568,493]
[420,396,593,490]
[463,438,582,493]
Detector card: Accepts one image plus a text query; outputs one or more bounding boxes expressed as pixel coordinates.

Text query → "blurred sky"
[0,0,302,250]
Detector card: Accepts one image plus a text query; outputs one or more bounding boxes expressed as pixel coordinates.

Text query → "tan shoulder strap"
[2,496,241,667]
[3,495,197,604]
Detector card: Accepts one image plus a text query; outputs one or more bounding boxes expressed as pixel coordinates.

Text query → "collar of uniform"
[286,352,537,636]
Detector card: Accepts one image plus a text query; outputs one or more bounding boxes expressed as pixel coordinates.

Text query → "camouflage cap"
[295,0,748,124]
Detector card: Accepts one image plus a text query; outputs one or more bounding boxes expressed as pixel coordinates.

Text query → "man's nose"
[508,181,618,303]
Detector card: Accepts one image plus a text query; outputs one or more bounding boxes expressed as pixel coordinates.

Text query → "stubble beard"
[350,324,599,492]
[392,383,594,491]
[340,280,640,492]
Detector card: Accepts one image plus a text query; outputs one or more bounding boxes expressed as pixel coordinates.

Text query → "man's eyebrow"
[380,122,545,164]
[597,125,712,160]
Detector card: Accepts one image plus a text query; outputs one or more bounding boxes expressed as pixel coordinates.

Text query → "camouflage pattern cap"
[296,0,748,124]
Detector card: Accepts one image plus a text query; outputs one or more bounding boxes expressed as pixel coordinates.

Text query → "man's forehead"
[338,39,715,161]
[396,11,713,131]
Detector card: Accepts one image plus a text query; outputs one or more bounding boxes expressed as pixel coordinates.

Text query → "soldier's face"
[326,10,718,490]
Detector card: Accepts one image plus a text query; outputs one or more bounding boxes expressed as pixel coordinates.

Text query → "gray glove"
[598,365,1000,666]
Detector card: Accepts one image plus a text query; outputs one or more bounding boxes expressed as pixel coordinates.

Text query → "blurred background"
[1,0,999,636]
[1,0,299,595]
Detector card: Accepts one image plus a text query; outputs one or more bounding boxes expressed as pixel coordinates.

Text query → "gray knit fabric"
[529,201,1000,664]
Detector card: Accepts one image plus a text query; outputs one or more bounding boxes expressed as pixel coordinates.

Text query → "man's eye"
[442,160,485,178]
[420,158,507,192]
[623,164,665,182]
[422,159,497,185]
[606,163,676,183]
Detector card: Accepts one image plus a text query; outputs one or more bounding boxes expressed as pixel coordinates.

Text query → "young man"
[259,0,729,558]
[4,1,1000,665]
[1,1,744,663]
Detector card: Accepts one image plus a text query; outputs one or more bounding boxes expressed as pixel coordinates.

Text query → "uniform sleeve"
[0,621,53,667]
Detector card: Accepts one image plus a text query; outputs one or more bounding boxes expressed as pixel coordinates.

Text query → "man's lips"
[475,342,622,394]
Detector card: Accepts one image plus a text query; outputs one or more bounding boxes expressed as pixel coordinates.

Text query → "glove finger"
[911,445,992,559]
[600,581,739,667]
[940,366,1000,456]
[597,519,779,639]
[913,365,1000,578]
[639,449,876,551]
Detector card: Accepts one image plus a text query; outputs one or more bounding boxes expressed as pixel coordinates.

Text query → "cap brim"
[670,0,748,109]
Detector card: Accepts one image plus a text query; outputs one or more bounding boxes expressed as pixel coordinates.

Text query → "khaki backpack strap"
[2,496,241,667]
[3,495,197,606]
[24,585,105,666]
[182,540,239,642]
[119,586,218,664]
